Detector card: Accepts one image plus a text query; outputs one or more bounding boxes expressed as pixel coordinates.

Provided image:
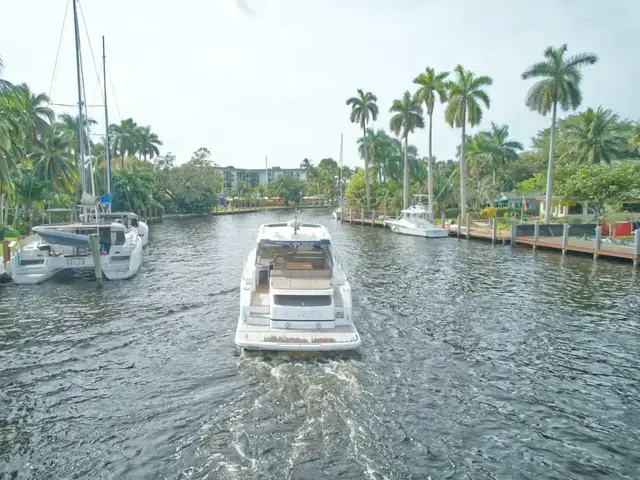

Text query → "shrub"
[0,225,20,239]
[480,205,496,219]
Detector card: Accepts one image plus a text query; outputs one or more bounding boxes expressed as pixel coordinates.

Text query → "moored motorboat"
[385,194,449,238]
[235,212,361,352]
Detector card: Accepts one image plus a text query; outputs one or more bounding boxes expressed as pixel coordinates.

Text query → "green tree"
[346,89,378,209]
[554,161,640,217]
[563,106,629,164]
[481,122,523,185]
[522,44,598,220]
[413,67,449,208]
[389,91,425,209]
[136,125,163,160]
[445,65,493,218]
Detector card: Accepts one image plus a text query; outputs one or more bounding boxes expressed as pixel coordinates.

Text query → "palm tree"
[109,118,139,169]
[481,122,523,184]
[0,56,14,93]
[413,67,449,208]
[389,91,425,209]
[136,125,163,160]
[57,113,97,158]
[346,89,378,209]
[445,65,493,218]
[33,127,76,191]
[522,44,598,220]
[563,106,628,164]
[357,129,381,182]
[13,84,54,147]
[300,158,314,179]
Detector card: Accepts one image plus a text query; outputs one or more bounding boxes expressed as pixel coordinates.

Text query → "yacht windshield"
[256,240,333,270]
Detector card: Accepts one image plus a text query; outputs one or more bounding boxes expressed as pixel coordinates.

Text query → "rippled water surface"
[1,209,639,479]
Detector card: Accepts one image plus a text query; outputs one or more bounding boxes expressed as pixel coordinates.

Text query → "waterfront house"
[494,192,540,211]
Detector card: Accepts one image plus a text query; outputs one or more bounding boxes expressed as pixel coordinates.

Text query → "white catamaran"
[235,211,361,352]
[9,1,144,284]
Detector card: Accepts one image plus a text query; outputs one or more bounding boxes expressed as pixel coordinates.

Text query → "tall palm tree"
[135,125,163,160]
[563,106,628,164]
[413,67,449,208]
[57,113,97,158]
[522,44,598,220]
[481,122,523,184]
[445,65,493,218]
[300,158,314,179]
[109,118,139,168]
[357,129,382,182]
[13,84,54,147]
[389,91,425,209]
[33,127,76,191]
[346,89,378,209]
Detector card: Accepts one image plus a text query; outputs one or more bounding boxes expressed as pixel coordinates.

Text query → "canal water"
[1,210,639,479]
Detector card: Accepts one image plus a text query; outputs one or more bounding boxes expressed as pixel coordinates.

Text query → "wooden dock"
[340,209,640,266]
[515,236,637,262]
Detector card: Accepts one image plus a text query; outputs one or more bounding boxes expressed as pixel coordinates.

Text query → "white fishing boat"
[9,201,143,285]
[385,194,449,238]
[235,212,361,352]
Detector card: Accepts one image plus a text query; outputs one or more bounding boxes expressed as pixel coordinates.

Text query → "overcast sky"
[1,0,638,170]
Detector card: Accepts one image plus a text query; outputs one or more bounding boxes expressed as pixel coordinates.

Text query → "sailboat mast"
[102,36,112,210]
[339,133,343,207]
[71,0,86,194]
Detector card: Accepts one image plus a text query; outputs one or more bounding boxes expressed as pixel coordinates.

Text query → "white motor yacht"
[235,213,361,352]
[385,194,449,238]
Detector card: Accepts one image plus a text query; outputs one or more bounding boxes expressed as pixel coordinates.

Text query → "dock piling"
[2,240,9,266]
[634,229,640,266]
[89,234,103,283]
[594,225,602,259]
[491,218,497,245]
[510,219,517,246]
[441,213,445,229]
[465,214,470,239]
[562,223,569,255]
[533,223,540,250]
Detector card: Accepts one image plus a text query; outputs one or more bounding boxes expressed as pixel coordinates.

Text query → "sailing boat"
[8,0,143,284]
[332,133,344,220]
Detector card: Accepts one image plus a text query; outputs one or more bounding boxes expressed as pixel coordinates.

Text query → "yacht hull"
[235,321,361,351]
[386,221,449,238]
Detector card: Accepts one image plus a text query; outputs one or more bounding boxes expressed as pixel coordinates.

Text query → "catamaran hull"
[386,222,449,238]
[9,241,143,284]
[138,221,149,247]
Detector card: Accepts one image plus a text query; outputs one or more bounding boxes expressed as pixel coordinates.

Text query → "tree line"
[343,44,640,220]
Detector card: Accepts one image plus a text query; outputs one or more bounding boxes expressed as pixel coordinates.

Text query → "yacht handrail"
[331,244,348,275]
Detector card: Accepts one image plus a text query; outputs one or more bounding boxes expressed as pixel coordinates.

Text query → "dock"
[339,209,640,266]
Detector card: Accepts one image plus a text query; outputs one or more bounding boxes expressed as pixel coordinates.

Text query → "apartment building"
[215,166,306,189]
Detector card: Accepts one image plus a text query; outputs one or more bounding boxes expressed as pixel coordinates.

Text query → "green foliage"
[268,174,303,206]
[554,161,640,217]
[516,172,546,194]
[0,224,19,238]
